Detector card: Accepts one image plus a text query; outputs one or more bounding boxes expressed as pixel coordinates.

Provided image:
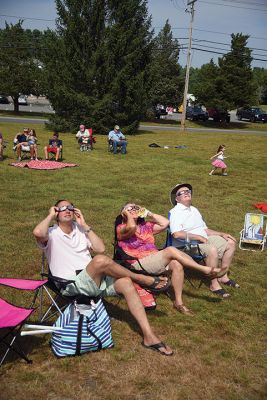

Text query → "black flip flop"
[210,288,230,298]
[222,279,240,288]
[142,341,174,356]
[141,277,171,293]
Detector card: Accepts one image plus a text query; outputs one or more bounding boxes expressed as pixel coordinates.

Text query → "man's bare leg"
[218,240,236,284]
[114,277,173,355]
[86,255,168,289]
[44,146,48,159]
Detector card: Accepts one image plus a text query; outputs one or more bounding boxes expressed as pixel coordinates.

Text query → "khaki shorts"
[132,251,168,275]
[198,235,228,259]
[61,268,117,298]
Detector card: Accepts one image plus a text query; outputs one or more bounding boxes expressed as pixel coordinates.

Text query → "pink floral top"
[116,221,158,262]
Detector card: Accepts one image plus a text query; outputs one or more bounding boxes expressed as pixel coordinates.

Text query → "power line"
[0,14,55,22]
[155,26,267,40]
[199,0,267,11]
[188,46,267,61]
[174,37,267,52]
[211,0,267,6]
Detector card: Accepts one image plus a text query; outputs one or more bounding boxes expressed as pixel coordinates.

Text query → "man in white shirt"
[169,183,239,298]
[108,125,127,154]
[33,199,173,356]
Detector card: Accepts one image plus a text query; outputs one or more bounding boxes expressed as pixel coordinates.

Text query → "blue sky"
[0,0,266,68]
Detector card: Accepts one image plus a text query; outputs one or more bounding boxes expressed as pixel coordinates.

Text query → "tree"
[45,0,153,133]
[0,22,42,112]
[217,33,257,109]
[189,60,221,108]
[253,67,267,105]
[147,20,182,109]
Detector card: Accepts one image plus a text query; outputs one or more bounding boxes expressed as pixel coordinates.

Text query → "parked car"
[236,107,267,123]
[0,95,10,104]
[186,106,209,121]
[151,105,168,119]
[207,108,230,123]
[18,95,28,105]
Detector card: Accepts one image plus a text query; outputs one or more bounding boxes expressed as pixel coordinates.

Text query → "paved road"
[140,124,267,135]
[1,115,266,135]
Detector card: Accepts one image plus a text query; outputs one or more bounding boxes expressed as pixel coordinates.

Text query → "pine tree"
[45,0,153,133]
[217,33,257,109]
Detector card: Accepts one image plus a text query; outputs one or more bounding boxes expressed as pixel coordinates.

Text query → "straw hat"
[170,183,193,205]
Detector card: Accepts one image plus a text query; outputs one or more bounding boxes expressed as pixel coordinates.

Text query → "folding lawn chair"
[0,278,61,366]
[113,215,171,310]
[39,252,77,322]
[39,253,98,322]
[164,226,206,289]
[239,213,267,251]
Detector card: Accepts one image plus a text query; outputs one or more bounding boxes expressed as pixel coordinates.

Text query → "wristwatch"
[84,227,92,234]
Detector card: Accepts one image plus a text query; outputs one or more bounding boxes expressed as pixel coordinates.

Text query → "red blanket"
[10,160,78,170]
[254,204,267,213]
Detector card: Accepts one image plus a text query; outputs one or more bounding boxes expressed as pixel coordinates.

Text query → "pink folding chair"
[0,278,52,365]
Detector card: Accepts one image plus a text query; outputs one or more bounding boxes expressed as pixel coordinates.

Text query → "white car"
[18,95,28,105]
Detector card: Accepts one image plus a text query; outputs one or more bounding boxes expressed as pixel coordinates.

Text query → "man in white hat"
[169,183,239,298]
[108,125,127,154]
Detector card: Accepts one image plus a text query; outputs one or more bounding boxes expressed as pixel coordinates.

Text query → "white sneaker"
[18,157,21,161]
[31,157,34,160]
[35,157,38,160]
[209,172,213,176]
[222,173,228,176]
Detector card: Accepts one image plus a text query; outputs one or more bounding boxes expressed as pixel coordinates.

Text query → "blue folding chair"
[165,213,206,289]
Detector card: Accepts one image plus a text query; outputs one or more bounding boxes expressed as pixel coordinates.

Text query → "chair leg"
[0,327,32,366]
[39,286,66,323]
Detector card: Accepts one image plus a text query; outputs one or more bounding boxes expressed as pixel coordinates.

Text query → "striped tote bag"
[51,299,113,357]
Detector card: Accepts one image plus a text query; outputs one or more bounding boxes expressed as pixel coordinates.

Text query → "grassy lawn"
[0,123,266,400]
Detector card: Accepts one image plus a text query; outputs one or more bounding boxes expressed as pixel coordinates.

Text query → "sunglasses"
[125,205,141,212]
[57,205,75,212]
[176,189,191,197]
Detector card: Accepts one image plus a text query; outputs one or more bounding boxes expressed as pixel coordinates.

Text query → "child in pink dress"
[209,144,228,176]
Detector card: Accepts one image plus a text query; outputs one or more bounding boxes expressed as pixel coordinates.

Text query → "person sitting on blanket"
[116,203,226,316]
[44,133,63,161]
[169,183,240,298]
[33,200,173,356]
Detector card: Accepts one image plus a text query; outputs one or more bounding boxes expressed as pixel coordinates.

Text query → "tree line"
[0,0,266,134]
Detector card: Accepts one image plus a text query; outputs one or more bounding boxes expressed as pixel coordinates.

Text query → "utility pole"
[180,0,197,131]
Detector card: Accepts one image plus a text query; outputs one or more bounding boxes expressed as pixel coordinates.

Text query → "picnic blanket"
[10,160,78,170]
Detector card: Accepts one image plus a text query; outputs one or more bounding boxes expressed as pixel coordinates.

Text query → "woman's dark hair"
[217,144,225,153]
[54,199,74,207]
[114,214,145,241]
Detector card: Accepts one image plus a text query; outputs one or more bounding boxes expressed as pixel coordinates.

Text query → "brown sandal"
[173,303,194,316]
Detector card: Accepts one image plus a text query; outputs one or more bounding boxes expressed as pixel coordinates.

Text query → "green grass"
[0,123,267,400]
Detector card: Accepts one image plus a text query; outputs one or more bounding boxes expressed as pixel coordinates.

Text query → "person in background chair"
[44,133,63,161]
[108,125,127,154]
[33,200,173,356]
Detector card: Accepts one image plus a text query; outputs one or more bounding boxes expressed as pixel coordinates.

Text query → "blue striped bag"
[51,299,113,357]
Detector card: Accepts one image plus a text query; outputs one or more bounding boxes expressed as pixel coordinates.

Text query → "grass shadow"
[0,330,45,366]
